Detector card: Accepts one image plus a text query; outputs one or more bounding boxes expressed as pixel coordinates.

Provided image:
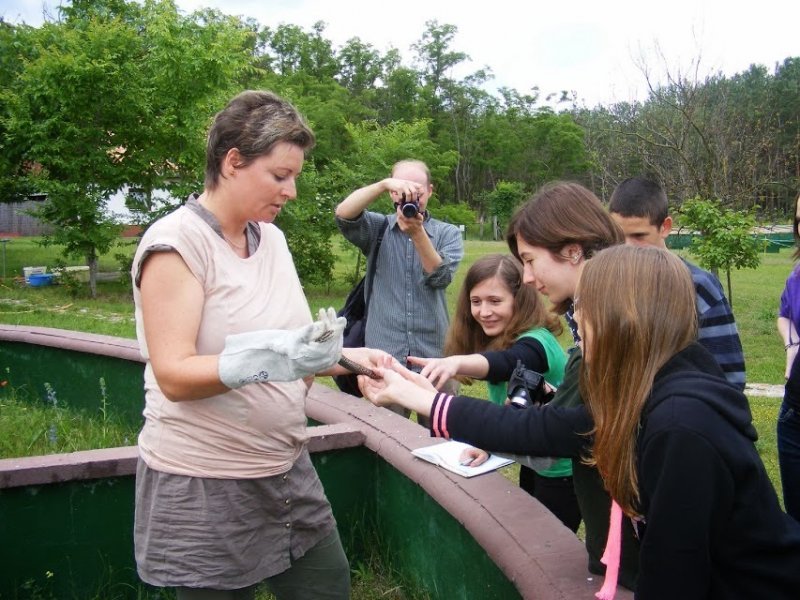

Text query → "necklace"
[222,232,246,251]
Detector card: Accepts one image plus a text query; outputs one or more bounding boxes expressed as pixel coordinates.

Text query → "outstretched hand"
[357,356,437,417]
[336,346,406,380]
[407,355,459,389]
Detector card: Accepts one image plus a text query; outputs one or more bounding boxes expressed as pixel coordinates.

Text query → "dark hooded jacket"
[634,343,800,599]
[428,343,800,599]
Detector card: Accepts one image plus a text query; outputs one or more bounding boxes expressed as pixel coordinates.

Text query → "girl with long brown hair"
[408,254,580,532]
[573,245,800,598]
[576,246,699,516]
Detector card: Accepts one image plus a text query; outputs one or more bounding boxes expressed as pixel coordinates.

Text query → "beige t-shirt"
[132,206,312,478]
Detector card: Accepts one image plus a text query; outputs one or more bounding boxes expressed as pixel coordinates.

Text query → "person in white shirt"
[131,89,387,600]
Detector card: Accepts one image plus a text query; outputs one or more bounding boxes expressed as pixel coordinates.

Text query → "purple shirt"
[780,266,800,338]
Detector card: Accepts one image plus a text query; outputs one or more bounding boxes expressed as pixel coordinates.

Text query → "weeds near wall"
[0,372,139,459]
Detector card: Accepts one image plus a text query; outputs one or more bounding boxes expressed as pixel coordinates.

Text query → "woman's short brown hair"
[205,90,315,189]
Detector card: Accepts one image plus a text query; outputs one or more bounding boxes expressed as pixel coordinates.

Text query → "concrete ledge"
[0,424,365,490]
[0,324,142,362]
[0,446,139,489]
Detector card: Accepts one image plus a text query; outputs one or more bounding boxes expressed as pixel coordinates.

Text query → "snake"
[337,355,380,379]
[314,328,380,379]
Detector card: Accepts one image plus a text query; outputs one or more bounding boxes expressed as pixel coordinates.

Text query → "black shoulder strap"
[364,216,389,316]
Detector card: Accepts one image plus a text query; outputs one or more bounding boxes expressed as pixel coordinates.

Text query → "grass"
[0,378,140,459]
[0,236,793,383]
[0,236,134,277]
[0,236,137,336]
[13,558,422,600]
[721,250,791,384]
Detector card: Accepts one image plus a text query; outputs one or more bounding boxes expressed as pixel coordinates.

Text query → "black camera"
[507,360,555,409]
[396,192,420,218]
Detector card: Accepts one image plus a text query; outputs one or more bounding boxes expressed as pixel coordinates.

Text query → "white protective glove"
[218,307,346,388]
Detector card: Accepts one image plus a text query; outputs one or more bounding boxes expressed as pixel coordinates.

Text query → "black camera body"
[396,192,420,218]
[507,360,555,409]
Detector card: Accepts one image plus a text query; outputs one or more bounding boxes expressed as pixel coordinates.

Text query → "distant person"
[361,245,800,599]
[335,160,464,418]
[409,253,580,532]
[777,192,800,522]
[131,90,389,600]
[608,176,746,390]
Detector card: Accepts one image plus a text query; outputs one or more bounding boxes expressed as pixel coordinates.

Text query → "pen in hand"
[459,457,476,467]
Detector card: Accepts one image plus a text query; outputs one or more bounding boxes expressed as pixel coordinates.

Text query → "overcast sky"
[4,0,799,107]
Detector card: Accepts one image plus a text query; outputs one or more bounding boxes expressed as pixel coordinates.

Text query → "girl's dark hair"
[506,181,624,313]
[205,90,315,189]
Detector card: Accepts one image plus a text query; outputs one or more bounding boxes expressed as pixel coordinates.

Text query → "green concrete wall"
[1,447,517,599]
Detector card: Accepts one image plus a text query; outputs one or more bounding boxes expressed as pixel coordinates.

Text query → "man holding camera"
[335,159,464,419]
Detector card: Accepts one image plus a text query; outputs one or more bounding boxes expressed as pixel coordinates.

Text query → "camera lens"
[401,202,419,218]
[398,192,419,218]
[509,389,530,409]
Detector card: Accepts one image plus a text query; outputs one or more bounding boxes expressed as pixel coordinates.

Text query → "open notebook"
[411,440,514,478]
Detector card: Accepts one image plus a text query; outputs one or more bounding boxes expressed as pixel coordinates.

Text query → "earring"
[572,252,582,264]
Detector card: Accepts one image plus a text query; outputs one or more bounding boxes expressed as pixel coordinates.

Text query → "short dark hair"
[205,90,315,189]
[608,176,669,227]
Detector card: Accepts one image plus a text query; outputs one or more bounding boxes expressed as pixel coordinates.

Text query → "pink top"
[132,207,312,478]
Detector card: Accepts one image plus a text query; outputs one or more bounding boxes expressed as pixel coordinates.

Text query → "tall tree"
[584,49,790,211]
[0,20,37,203]
[262,21,338,80]
[336,37,383,98]
[373,48,423,125]
[411,20,469,118]
[4,0,253,295]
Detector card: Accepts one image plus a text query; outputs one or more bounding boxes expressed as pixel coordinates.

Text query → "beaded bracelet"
[785,342,799,351]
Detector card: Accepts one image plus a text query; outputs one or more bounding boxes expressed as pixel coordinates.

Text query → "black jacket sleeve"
[430,393,593,458]
[481,337,548,384]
